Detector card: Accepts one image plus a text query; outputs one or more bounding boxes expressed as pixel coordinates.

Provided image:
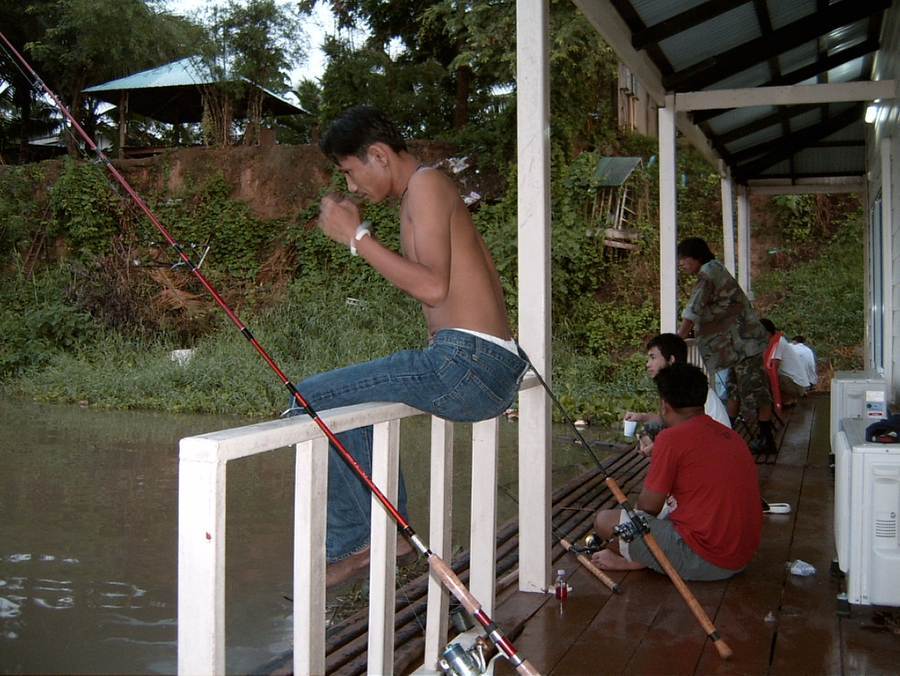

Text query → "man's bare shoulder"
[408,166,460,200]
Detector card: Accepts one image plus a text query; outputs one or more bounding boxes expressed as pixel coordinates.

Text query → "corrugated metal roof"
[658,5,759,72]
[82,56,306,123]
[84,57,212,91]
[592,0,893,183]
[593,157,644,186]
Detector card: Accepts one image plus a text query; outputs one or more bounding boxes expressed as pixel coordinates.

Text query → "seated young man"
[625,333,730,457]
[592,363,762,581]
[291,106,527,587]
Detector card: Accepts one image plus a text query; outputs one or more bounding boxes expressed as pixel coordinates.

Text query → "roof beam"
[733,104,862,180]
[690,37,880,123]
[631,0,750,51]
[676,79,897,110]
[663,0,892,92]
[714,104,819,145]
[748,179,864,194]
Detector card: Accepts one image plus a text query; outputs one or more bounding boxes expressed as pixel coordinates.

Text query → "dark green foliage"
[755,213,864,371]
[151,174,276,279]
[0,267,94,377]
[49,159,122,259]
[0,164,47,256]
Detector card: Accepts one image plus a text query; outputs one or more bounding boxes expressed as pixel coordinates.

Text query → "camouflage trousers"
[725,353,773,418]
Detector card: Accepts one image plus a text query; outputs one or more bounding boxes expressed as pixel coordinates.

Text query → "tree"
[197,0,306,145]
[308,0,618,162]
[9,0,202,156]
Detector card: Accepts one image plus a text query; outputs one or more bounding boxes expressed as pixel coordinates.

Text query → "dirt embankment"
[109,140,482,221]
[114,144,334,220]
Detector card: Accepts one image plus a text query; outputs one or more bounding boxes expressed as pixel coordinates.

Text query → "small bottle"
[554,569,568,600]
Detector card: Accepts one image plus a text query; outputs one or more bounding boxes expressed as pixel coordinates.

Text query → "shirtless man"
[292,106,527,586]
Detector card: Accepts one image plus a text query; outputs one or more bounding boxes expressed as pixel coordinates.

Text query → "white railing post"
[423,418,454,670]
[367,419,401,675]
[293,437,329,676]
[659,96,678,334]
[516,0,553,595]
[178,440,227,676]
[470,418,500,616]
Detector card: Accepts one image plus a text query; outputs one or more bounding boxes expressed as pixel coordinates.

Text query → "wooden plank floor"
[494,394,900,676]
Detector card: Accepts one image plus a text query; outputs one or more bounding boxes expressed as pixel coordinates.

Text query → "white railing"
[177,375,540,675]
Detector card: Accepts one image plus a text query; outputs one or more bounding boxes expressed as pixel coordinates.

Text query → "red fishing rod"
[0,31,539,675]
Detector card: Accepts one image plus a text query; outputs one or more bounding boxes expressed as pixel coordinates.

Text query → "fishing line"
[0,32,538,675]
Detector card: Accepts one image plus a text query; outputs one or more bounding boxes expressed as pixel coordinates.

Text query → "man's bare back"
[318,145,511,341]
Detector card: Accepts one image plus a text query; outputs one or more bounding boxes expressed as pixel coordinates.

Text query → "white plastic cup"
[623,419,637,437]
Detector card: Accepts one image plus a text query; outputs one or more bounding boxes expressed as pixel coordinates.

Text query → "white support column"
[470,418,499,617]
[367,419,401,675]
[720,164,736,275]
[177,443,226,676]
[293,437,328,676]
[659,97,678,333]
[736,185,751,295]
[423,418,454,670]
[515,0,552,594]
[881,135,895,398]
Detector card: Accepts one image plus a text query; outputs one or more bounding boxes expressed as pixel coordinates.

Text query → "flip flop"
[763,502,791,514]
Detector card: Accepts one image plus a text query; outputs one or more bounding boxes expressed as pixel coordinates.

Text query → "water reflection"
[0,395,613,674]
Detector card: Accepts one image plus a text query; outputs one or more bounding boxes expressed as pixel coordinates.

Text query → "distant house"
[593,156,645,251]
[82,57,308,155]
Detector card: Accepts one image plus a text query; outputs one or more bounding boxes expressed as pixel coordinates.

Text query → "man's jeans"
[290,329,528,562]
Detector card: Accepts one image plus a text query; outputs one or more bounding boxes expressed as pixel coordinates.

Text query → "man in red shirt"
[591,363,762,580]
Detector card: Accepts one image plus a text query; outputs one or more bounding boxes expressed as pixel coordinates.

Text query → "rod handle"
[559,538,621,593]
[428,553,480,615]
[642,532,732,659]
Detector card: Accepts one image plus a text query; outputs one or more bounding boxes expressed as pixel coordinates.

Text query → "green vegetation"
[0,1,865,423]
[0,143,865,423]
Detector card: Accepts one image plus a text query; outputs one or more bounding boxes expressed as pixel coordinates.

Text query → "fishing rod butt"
[712,635,733,659]
[515,658,541,675]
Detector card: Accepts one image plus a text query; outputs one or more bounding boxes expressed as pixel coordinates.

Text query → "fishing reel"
[438,637,489,675]
[570,532,608,555]
[612,513,650,543]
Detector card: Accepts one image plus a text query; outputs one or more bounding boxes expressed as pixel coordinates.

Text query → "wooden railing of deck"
[177,375,541,675]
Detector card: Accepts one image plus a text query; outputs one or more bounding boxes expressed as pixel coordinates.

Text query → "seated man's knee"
[594,509,621,538]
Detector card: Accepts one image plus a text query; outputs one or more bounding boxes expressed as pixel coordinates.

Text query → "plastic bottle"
[787,559,816,576]
[554,569,568,599]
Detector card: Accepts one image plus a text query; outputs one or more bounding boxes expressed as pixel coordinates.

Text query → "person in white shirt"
[791,335,818,388]
[760,319,810,406]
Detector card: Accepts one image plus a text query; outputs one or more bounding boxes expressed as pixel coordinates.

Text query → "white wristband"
[350,221,371,256]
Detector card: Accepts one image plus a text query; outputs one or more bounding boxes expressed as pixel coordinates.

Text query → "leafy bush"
[0,268,94,377]
[49,159,122,259]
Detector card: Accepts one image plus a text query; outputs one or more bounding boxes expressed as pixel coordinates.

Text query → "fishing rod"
[519,351,733,660]
[0,31,538,676]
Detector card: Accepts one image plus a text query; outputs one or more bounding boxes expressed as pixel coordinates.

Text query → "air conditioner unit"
[840,419,900,607]
[834,428,852,573]
[830,371,888,452]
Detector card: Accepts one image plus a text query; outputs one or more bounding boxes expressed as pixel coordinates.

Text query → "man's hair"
[654,363,708,409]
[760,318,776,335]
[646,333,688,364]
[792,335,806,343]
[676,237,715,264]
[319,105,408,163]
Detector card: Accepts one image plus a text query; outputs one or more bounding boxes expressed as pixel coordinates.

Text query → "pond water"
[0,395,611,674]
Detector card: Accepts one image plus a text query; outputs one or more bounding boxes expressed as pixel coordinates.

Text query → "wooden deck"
[259,393,900,674]
[492,394,900,675]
